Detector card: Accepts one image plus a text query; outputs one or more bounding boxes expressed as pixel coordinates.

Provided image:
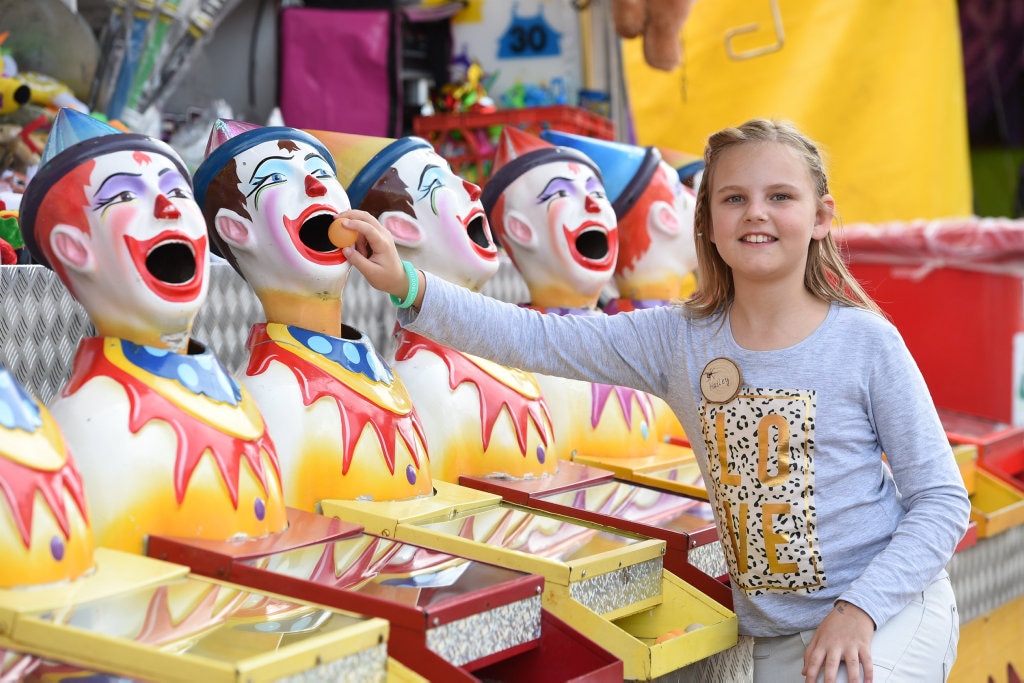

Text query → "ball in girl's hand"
[329,217,358,249]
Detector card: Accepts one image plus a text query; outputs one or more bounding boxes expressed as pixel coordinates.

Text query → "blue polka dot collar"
[288,325,393,383]
[120,340,243,406]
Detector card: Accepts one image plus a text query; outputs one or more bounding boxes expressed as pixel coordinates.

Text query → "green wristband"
[389,260,419,309]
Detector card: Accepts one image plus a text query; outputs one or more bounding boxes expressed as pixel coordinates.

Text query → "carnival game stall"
[2,0,1022,680]
[841,217,1024,682]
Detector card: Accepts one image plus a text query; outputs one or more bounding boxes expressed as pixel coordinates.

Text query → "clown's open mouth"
[575,227,609,260]
[299,213,337,253]
[146,241,196,284]
[127,232,206,302]
[467,213,491,249]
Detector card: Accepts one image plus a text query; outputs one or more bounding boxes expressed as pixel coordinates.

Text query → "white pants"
[752,577,959,682]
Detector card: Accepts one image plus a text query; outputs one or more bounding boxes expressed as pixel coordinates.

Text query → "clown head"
[481,128,617,309]
[20,109,208,351]
[311,130,498,291]
[193,120,351,333]
[542,131,698,301]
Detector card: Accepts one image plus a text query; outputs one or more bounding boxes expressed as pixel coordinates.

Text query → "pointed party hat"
[305,129,433,210]
[20,107,190,268]
[540,129,661,219]
[192,119,336,209]
[480,127,601,216]
[38,108,123,167]
[657,146,705,185]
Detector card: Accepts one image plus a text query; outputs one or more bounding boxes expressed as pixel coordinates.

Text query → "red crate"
[413,105,615,186]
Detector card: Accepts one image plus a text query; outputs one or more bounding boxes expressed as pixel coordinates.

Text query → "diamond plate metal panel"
[191,263,264,373]
[0,265,92,404]
[277,642,387,683]
[426,595,542,667]
[948,522,1024,624]
[569,556,663,615]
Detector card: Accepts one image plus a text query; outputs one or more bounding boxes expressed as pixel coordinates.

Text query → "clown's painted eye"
[95,190,137,210]
[417,177,442,202]
[311,166,333,180]
[248,172,287,196]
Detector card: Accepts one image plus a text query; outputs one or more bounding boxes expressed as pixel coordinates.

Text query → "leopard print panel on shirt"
[701,386,825,595]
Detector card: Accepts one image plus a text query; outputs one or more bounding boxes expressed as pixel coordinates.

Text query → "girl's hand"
[802,600,874,683]
[335,209,408,299]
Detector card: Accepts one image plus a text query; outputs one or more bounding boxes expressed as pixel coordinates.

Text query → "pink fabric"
[837,217,1024,276]
[279,8,399,136]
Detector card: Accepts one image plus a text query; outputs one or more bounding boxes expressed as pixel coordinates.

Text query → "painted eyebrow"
[248,154,294,183]
[585,176,602,192]
[158,168,189,192]
[538,177,575,198]
[94,172,142,195]
[417,163,443,187]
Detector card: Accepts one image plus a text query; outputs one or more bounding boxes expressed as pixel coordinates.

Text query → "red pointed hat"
[480,127,601,216]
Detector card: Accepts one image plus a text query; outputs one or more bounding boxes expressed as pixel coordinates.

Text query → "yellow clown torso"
[0,364,94,587]
[48,337,288,554]
[525,305,664,460]
[242,322,432,510]
[392,328,558,483]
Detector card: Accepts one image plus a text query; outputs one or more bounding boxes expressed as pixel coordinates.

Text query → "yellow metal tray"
[0,548,389,682]
[548,569,737,680]
[969,468,1024,537]
[953,443,978,495]
[322,483,739,679]
[573,445,710,501]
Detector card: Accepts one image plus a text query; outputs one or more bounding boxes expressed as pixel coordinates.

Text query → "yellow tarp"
[622,0,971,224]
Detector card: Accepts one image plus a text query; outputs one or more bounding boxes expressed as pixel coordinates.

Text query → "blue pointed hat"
[539,129,661,219]
[20,108,191,269]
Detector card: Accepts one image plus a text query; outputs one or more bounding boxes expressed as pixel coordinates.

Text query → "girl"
[340,119,971,683]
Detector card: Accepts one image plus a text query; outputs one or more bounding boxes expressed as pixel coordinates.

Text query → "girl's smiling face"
[708,141,833,288]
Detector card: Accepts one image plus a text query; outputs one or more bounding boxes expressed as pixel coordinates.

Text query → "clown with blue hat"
[16,107,289,556]
[540,130,698,307]
[194,119,433,508]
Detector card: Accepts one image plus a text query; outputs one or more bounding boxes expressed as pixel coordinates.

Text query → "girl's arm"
[339,208,679,396]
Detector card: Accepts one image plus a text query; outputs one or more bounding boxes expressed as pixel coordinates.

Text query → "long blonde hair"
[683,119,881,318]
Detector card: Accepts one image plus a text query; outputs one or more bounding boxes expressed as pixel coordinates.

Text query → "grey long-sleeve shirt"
[399,273,971,637]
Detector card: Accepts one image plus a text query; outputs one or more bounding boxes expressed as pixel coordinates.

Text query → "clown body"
[392,329,556,482]
[242,322,430,508]
[48,337,286,553]
[309,131,559,482]
[480,127,670,461]
[194,121,432,507]
[0,361,90,679]
[18,109,289,555]
[0,364,93,588]
[543,131,699,445]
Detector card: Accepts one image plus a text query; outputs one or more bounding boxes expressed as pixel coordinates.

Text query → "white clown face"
[389,147,498,291]
[498,158,617,308]
[49,149,209,350]
[218,138,352,298]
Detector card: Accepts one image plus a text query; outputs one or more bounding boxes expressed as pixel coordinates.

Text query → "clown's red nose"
[463,180,481,201]
[305,175,327,197]
[154,194,181,219]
